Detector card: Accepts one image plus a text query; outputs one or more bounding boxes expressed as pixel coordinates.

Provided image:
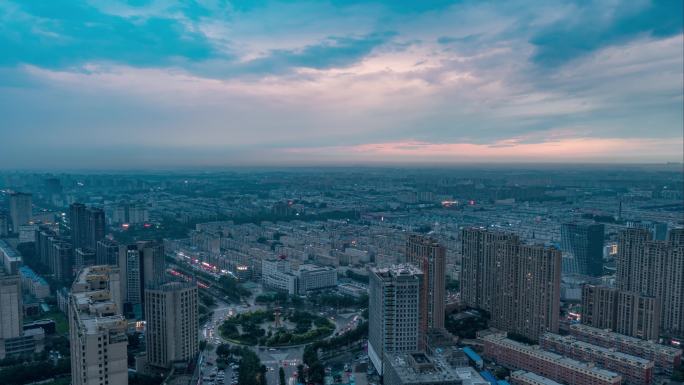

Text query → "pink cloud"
[283,137,683,163]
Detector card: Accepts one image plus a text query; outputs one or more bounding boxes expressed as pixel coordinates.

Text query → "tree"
[308,362,325,385]
[297,364,306,384]
[279,367,286,385]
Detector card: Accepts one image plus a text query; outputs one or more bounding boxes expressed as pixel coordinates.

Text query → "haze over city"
[1,0,683,168]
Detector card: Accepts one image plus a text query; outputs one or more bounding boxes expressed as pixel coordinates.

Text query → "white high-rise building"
[69,265,128,385]
[145,281,199,369]
[368,264,421,375]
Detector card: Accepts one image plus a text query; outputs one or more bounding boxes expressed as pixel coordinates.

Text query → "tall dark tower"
[85,207,105,249]
[560,222,604,276]
[68,203,88,251]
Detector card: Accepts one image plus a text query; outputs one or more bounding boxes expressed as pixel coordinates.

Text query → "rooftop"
[510,371,563,385]
[569,324,682,356]
[483,333,622,380]
[542,333,653,367]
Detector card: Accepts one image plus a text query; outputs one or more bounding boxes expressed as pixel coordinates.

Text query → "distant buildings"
[9,192,32,232]
[96,238,120,266]
[261,258,337,295]
[261,257,297,294]
[69,203,106,258]
[297,264,337,294]
[627,220,668,241]
[405,234,446,346]
[461,228,561,341]
[86,207,105,250]
[19,266,50,299]
[368,264,421,375]
[75,248,96,272]
[69,265,128,385]
[69,203,88,251]
[560,222,604,276]
[52,241,74,284]
[111,203,149,225]
[0,212,9,237]
[144,281,199,369]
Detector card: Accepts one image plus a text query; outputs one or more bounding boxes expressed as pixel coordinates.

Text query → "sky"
[0,0,682,169]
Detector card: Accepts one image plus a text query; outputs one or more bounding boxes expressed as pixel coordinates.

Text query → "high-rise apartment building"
[581,284,618,330]
[69,203,88,251]
[616,291,661,341]
[96,239,121,266]
[615,228,684,336]
[69,265,128,385]
[369,265,422,375]
[581,284,661,340]
[145,281,199,369]
[35,225,57,266]
[70,204,106,254]
[52,241,74,284]
[0,270,22,341]
[0,241,44,360]
[405,235,446,344]
[560,222,604,276]
[9,192,32,232]
[0,213,8,237]
[86,207,106,250]
[627,221,668,241]
[658,229,684,335]
[461,228,561,341]
[118,241,165,318]
[75,248,96,272]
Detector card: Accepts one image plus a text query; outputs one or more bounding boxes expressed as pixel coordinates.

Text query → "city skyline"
[1,0,683,168]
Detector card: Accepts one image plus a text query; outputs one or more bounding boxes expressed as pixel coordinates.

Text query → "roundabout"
[218,308,336,347]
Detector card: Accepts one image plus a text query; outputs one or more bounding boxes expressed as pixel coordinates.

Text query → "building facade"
[461,228,561,341]
[96,239,121,266]
[145,281,199,369]
[9,192,32,232]
[560,222,604,276]
[369,265,421,375]
[581,284,618,330]
[615,228,684,336]
[406,234,446,343]
[540,333,654,385]
[482,332,622,385]
[118,241,165,318]
[568,323,682,375]
[69,266,128,385]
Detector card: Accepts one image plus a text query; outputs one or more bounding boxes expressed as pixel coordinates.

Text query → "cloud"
[227,32,397,75]
[0,0,681,168]
[283,137,684,163]
[0,0,218,68]
[529,0,683,67]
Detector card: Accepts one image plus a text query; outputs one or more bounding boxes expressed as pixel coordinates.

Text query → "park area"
[219,309,335,346]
